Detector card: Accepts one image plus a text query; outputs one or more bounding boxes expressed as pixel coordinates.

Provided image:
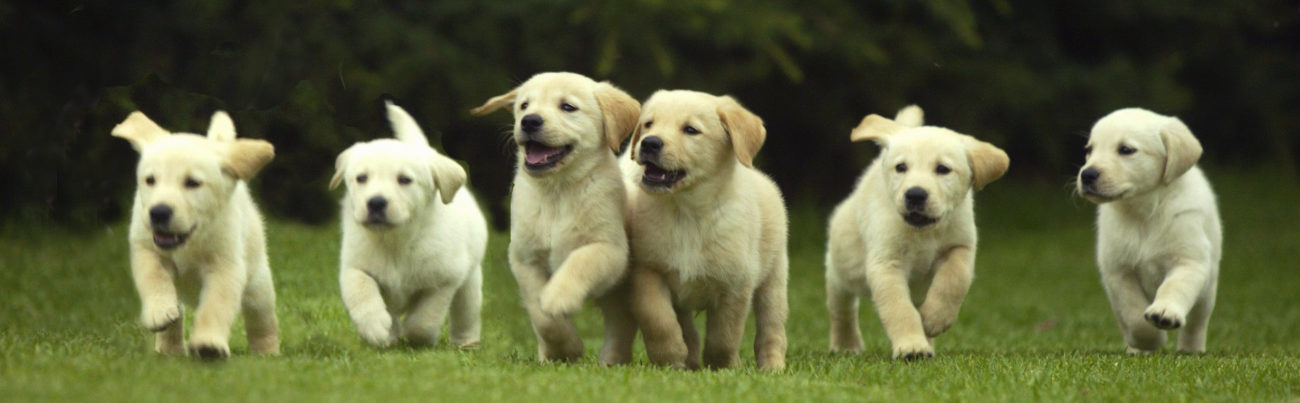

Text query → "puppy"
[471,72,641,364]
[111,110,278,359]
[1076,108,1221,354]
[331,101,488,349]
[625,90,789,371]
[825,106,1009,359]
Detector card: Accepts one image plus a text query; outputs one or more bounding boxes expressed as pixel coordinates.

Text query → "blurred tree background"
[1,0,1297,228]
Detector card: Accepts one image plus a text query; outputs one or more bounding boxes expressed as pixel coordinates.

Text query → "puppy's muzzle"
[149,203,191,249]
[521,114,543,135]
[365,196,389,225]
[902,187,937,228]
[1079,167,1101,191]
[638,136,663,161]
[149,204,173,227]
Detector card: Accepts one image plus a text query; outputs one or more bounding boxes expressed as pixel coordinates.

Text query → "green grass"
[3,169,1298,401]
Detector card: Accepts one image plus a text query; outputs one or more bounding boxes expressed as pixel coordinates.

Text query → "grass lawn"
[2,169,1298,401]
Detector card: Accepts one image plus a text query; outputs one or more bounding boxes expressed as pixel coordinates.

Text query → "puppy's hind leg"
[1177,279,1216,353]
[753,267,788,371]
[596,284,636,366]
[242,264,280,355]
[449,266,483,349]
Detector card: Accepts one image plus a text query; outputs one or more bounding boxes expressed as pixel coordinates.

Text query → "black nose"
[521,114,543,133]
[904,187,928,206]
[367,197,387,213]
[149,205,173,225]
[1080,168,1100,186]
[639,136,664,158]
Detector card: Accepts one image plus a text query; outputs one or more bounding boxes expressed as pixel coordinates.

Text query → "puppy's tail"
[206,111,237,141]
[894,105,924,128]
[385,100,431,146]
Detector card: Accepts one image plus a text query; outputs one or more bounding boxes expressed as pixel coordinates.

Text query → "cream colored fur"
[825,105,1009,359]
[1076,108,1221,354]
[624,90,789,370]
[471,72,640,364]
[331,102,488,349]
[112,111,278,359]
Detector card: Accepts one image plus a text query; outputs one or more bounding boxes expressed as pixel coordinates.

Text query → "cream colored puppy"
[825,106,1009,359]
[112,110,278,360]
[625,90,788,371]
[331,101,487,349]
[1076,108,1221,354]
[471,72,640,364]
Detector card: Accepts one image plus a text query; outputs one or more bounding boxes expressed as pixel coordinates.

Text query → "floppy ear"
[470,87,517,116]
[385,100,430,146]
[716,96,766,168]
[429,153,467,204]
[594,82,641,154]
[329,146,354,190]
[223,139,275,181]
[963,136,1010,191]
[1159,117,1202,184]
[849,114,905,145]
[206,111,236,141]
[111,112,170,151]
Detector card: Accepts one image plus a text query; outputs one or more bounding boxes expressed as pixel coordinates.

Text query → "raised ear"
[223,139,275,181]
[1160,116,1202,184]
[429,152,467,204]
[470,87,517,116]
[111,112,170,151]
[963,136,1010,191]
[329,146,354,190]
[716,96,766,168]
[385,100,430,146]
[594,82,641,154]
[849,114,905,145]
[206,111,236,141]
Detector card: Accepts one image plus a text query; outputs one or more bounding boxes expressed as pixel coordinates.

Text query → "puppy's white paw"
[919,303,957,338]
[539,282,585,316]
[355,312,396,347]
[1143,303,1185,330]
[891,338,935,360]
[141,301,180,332]
[1126,346,1155,356]
[186,335,230,361]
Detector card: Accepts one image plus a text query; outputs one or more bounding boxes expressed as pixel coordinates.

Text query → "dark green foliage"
[1,0,1296,225]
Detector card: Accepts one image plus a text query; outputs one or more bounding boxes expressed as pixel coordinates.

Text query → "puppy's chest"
[642,212,759,295]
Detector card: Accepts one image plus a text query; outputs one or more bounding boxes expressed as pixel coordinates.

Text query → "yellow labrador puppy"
[112,111,278,360]
[331,101,487,349]
[825,106,1009,359]
[1076,108,1221,354]
[625,90,789,371]
[471,72,640,364]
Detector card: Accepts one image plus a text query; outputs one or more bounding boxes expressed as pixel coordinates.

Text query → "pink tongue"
[525,144,561,164]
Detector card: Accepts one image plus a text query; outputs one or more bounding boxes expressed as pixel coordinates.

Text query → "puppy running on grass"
[472,72,641,364]
[624,90,789,371]
[332,101,487,349]
[825,106,1009,359]
[112,110,279,359]
[1076,108,1221,354]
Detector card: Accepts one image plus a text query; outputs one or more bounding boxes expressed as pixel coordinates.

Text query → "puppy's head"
[471,72,640,176]
[626,90,765,193]
[1076,108,1201,203]
[851,106,1009,229]
[113,111,275,250]
[331,101,466,229]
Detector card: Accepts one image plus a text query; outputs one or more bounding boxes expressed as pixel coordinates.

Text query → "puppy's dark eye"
[683,125,699,135]
[145,176,155,186]
[644,121,653,129]
[184,177,201,189]
[935,164,951,175]
[1118,145,1136,155]
[560,102,577,112]
[520,102,529,110]
[895,163,907,173]
[397,175,412,185]
[356,174,368,184]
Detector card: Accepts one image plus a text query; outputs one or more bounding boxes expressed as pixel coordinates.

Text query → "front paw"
[1143,303,1185,330]
[186,338,230,360]
[539,282,585,316]
[141,302,180,332]
[354,312,396,347]
[919,302,957,338]
[891,338,934,360]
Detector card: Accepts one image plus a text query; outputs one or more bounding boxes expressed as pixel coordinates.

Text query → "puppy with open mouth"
[824,106,1009,359]
[472,72,641,364]
[331,101,488,349]
[624,90,789,371]
[112,110,279,360]
[1077,108,1221,354]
